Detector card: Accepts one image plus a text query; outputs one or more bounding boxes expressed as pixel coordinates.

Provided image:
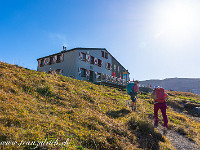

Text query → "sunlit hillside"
[0,62,199,149]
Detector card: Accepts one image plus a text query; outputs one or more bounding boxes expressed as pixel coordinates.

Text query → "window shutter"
[44,58,46,65]
[79,52,81,59]
[61,54,64,62]
[86,54,90,62]
[117,66,120,72]
[79,52,83,60]
[94,58,98,65]
[86,69,89,77]
[78,68,81,76]
[101,60,103,66]
[46,57,50,65]
[44,58,47,65]
[53,55,57,63]
[96,72,100,79]
[38,60,41,67]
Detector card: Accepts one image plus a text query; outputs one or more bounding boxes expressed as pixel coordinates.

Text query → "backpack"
[154,87,166,103]
[127,82,134,95]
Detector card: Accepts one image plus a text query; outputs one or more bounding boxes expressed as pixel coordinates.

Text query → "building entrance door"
[89,71,94,82]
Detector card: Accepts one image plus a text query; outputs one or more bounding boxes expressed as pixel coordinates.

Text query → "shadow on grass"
[106,108,131,118]
[127,117,165,150]
[167,101,200,117]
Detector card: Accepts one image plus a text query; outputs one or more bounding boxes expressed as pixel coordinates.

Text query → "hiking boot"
[154,123,158,128]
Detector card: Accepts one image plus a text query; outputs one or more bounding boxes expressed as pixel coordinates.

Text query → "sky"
[1,0,200,81]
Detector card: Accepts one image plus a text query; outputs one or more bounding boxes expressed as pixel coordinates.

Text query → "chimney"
[62,46,67,51]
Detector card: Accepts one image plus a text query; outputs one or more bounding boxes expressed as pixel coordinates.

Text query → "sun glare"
[154,0,200,40]
[164,3,197,32]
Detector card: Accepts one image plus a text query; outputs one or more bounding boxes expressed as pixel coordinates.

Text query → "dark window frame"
[80,68,86,77]
[40,59,44,67]
[101,51,105,58]
[97,73,101,80]
[90,56,94,64]
[49,57,53,65]
[105,52,108,59]
[107,63,111,70]
[81,53,86,61]
[114,64,116,71]
[98,59,102,67]
[56,54,61,63]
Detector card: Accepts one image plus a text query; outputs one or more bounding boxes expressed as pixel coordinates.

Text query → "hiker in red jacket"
[151,86,168,134]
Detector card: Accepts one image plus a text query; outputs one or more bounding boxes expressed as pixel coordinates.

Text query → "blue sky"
[1,0,200,81]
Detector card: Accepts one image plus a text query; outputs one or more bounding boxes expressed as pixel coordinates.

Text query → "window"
[86,54,90,62]
[53,55,57,64]
[94,58,98,65]
[101,74,106,81]
[57,55,61,63]
[90,56,94,64]
[101,51,105,57]
[81,68,86,77]
[105,52,108,59]
[38,60,41,67]
[55,54,64,63]
[108,63,111,69]
[97,73,101,81]
[82,53,86,61]
[114,64,116,71]
[107,63,111,70]
[79,52,86,61]
[40,59,44,67]
[49,57,53,65]
[117,66,120,72]
[98,59,102,67]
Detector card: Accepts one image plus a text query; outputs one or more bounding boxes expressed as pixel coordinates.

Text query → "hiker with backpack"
[126,80,140,111]
[151,86,169,134]
[130,80,139,111]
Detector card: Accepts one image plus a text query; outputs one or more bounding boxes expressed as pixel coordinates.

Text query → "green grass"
[0,62,199,149]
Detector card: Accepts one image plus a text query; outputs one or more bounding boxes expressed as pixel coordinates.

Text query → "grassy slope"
[164,91,200,142]
[0,62,199,149]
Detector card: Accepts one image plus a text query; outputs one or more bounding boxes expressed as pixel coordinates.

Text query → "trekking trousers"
[154,102,168,128]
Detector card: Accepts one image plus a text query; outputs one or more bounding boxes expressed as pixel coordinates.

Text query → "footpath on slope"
[134,92,200,150]
[145,99,200,150]
[156,125,199,150]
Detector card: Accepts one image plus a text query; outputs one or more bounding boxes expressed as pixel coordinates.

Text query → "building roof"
[37,48,106,60]
[37,47,129,73]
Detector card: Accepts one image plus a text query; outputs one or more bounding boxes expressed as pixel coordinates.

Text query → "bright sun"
[164,3,196,31]
[154,0,200,39]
